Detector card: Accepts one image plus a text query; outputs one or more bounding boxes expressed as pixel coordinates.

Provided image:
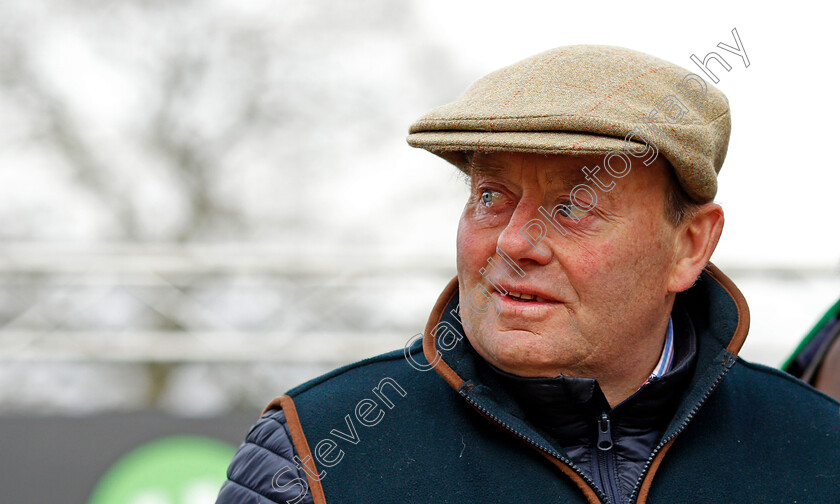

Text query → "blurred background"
[1,0,838,502]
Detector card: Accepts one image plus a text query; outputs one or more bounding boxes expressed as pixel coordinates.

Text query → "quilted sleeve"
[216,409,316,504]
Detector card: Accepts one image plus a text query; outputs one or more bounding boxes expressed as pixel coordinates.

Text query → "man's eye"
[554,202,588,221]
[559,204,581,218]
[480,189,503,207]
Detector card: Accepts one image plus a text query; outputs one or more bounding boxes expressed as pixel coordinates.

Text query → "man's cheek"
[458,226,498,274]
[562,241,609,279]
[464,283,501,324]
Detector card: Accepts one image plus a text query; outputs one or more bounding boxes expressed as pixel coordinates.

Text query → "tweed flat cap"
[406,45,730,202]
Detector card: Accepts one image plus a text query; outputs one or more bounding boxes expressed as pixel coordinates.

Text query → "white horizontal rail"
[0,243,835,276]
[0,253,455,276]
[0,330,411,363]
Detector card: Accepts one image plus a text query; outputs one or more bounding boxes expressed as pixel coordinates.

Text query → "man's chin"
[488,354,573,378]
[468,329,576,376]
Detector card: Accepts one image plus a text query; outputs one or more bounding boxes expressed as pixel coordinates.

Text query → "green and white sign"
[88,435,235,504]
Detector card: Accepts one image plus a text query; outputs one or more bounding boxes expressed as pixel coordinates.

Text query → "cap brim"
[406,130,646,172]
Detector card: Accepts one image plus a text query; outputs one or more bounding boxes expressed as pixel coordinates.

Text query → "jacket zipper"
[627,357,734,503]
[457,349,735,504]
[595,412,620,504]
[459,388,610,504]
[460,354,736,504]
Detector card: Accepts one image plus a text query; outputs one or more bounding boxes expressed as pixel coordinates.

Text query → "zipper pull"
[597,412,613,451]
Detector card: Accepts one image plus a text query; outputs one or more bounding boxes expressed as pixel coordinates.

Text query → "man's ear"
[668,203,724,293]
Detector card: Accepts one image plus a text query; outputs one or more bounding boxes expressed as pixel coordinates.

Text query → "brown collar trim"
[469,401,602,504]
[424,275,465,391]
[634,437,676,503]
[703,262,750,355]
[266,395,329,504]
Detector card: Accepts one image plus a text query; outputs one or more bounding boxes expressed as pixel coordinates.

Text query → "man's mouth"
[505,291,550,303]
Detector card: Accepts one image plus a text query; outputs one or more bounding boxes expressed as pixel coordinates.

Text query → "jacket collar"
[420,263,749,503]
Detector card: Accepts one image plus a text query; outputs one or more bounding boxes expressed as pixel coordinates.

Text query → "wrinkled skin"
[456,151,723,405]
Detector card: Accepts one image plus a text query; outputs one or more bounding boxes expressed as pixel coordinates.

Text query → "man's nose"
[496,200,553,266]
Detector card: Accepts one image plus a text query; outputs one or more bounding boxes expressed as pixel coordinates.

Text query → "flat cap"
[407,45,730,203]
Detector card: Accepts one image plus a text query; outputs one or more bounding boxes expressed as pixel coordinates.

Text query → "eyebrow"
[471,158,589,187]
[544,167,589,188]
[468,159,506,178]
[468,156,615,204]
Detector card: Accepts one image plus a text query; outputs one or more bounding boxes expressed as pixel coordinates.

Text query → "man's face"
[456,151,681,379]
